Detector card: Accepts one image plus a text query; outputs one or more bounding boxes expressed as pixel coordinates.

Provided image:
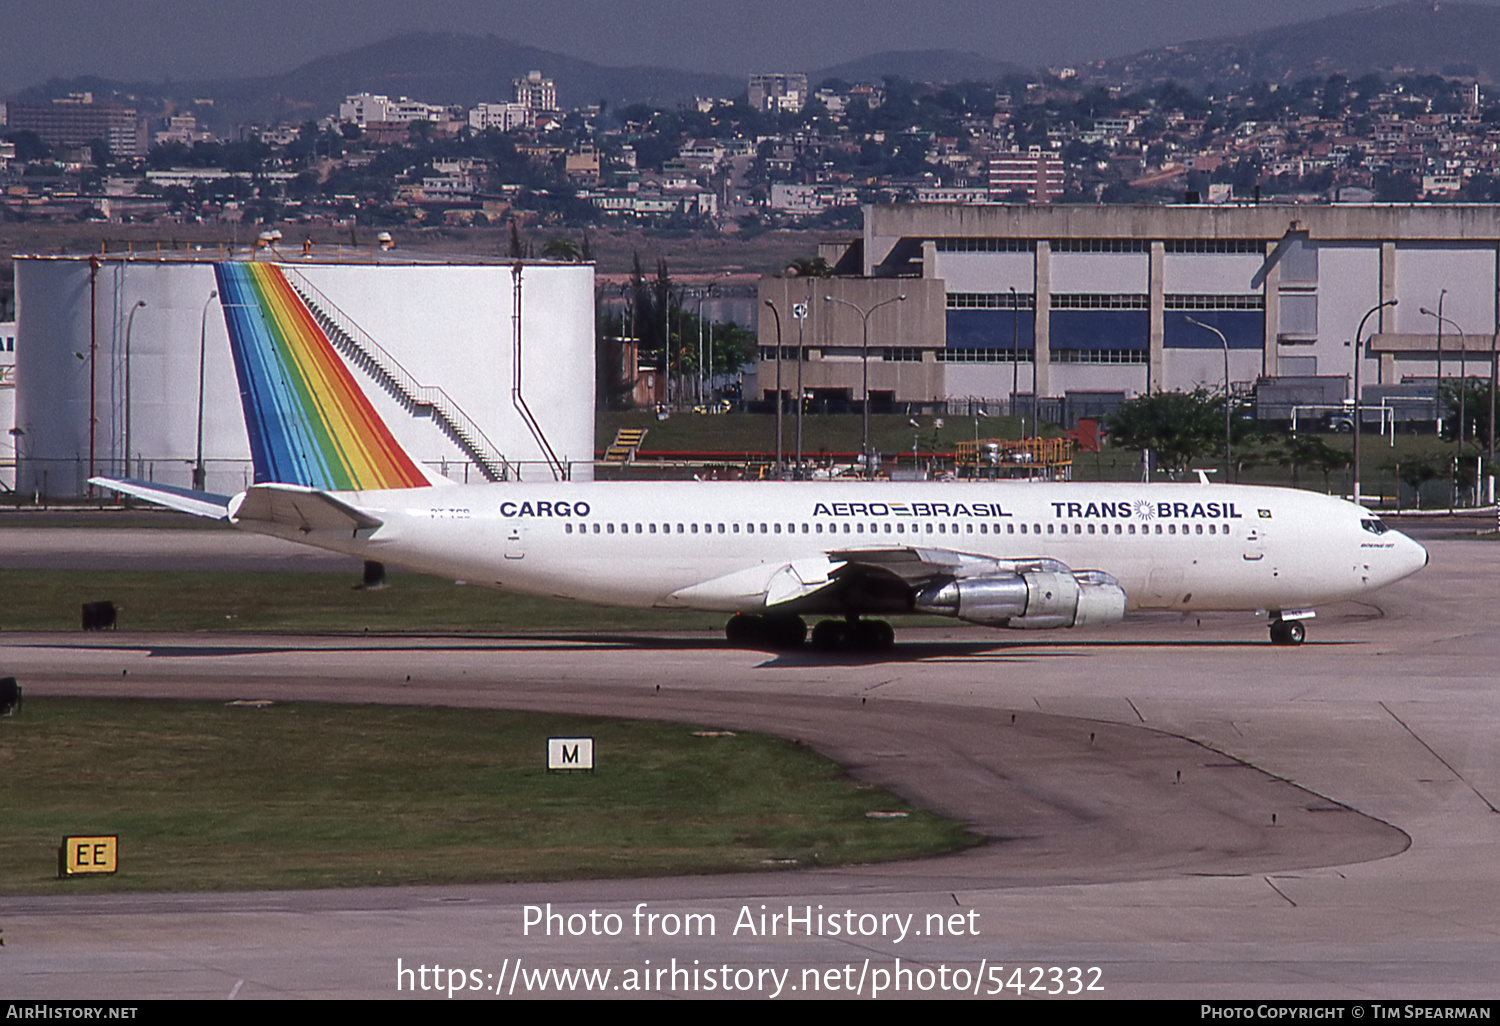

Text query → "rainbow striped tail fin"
[215,262,435,491]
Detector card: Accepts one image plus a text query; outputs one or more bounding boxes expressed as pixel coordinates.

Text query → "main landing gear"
[723,614,897,653]
[724,613,807,651]
[1268,618,1306,646]
[810,617,895,653]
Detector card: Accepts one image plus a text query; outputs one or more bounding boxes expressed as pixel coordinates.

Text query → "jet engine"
[913,563,1126,629]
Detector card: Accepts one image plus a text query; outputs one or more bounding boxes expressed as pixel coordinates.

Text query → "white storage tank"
[13,254,595,498]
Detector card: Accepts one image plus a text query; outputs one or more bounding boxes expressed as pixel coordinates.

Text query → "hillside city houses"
[4,66,1500,230]
[6,65,1500,420]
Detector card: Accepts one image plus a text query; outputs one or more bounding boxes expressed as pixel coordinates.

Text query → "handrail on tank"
[279,266,515,482]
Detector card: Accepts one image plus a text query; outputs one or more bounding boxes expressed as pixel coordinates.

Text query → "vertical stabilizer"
[214,262,434,490]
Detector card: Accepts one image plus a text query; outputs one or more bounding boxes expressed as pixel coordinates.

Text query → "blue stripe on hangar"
[1164,310,1264,349]
[1049,309,1149,351]
[944,309,1035,350]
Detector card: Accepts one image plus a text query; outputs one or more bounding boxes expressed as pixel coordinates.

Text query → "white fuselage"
[239,480,1428,619]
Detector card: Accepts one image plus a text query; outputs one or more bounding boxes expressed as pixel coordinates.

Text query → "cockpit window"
[1361,518,1389,535]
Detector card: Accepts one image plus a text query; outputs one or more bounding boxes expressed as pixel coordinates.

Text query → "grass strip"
[0,698,977,894]
[0,569,960,634]
[0,569,731,634]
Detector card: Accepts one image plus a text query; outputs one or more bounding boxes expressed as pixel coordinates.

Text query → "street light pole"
[1183,315,1232,478]
[1009,286,1020,425]
[696,279,720,407]
[1421,304,1467,505]
[1352,298,1398,505]
[824,293,907,472]
[1434,289,1446,437]
[123,299,146,479]
[1489,329,1496,488]
[793,297,809,478]
[662,285,673,410]
[194,289,218,490]
[763,299,783,477]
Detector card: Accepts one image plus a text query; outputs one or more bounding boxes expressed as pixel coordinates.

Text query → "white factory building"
[12,254,595,499]
[760,204,1500,424]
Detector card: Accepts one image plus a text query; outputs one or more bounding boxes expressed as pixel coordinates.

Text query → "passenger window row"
[562,521,1234,537]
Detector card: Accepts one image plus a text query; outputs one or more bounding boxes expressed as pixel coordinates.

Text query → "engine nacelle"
[914,567,1126,629]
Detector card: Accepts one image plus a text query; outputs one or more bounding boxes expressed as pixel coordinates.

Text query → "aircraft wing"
[825,546,1075,584]
[88,478,233,521]
[807,547,1075,615]
[662,546,1074,616]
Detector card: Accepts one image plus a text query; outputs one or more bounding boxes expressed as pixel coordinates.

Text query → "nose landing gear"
[1269,618,1306,645]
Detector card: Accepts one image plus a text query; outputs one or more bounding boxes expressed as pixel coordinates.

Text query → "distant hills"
[1091,1,1500,88]
[221,33,745,115]
[811,50,1026,87]
[15,33,747,128]
[14,4,1500,131]
[13,36,1030,129]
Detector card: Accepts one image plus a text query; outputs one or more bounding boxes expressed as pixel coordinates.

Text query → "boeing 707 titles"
[92,263,1428,651]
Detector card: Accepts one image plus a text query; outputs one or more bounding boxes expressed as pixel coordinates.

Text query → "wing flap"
[662,556,846,612]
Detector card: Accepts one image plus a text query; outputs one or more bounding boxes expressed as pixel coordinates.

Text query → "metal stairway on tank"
[281,268,513,483]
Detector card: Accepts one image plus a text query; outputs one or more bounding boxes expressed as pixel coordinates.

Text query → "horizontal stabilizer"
[230,484,384,534]
[88,478,232,521]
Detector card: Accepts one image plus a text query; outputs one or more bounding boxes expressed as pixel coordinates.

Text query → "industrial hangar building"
[12,254,595,499]
[758,204,1500,423]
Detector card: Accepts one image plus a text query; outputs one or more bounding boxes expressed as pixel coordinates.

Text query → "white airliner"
[89,261,1427,650]
[93,476,1427,650]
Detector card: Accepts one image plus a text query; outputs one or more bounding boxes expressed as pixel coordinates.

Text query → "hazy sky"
[3,0,1495,95]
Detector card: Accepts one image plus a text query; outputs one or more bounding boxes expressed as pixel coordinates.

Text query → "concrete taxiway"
[0,529,1497,999]
[0,526,360,572]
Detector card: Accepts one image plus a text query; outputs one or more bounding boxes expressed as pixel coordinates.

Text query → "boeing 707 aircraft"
[92,263,1428,651]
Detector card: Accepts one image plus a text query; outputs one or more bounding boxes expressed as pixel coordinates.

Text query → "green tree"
[1439,377,1494,447]
[1105,389,1225,476]
[1275,434,1351,492]
[1390,453,1442,509]
[541,237,582,262]
[672,316,757,376]
[786,256,833,278]
[595,310,636,410]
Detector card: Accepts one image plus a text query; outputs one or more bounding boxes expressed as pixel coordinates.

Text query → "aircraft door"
[1242,522,1280,583]
[504,522,525,560]
[1242,524,1265,563]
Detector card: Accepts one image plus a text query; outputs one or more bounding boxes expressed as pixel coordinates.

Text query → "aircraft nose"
[1396,531,1428,580]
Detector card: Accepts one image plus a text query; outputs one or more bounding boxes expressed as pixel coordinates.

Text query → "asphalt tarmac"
[1,526,1497,1000]
[0,526,361,572]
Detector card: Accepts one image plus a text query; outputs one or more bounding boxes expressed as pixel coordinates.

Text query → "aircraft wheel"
[1269,619,1306,646]
[811,619,849,651]
[854,619,896,651]
[725,614,760,647]
[763,614,807,650]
